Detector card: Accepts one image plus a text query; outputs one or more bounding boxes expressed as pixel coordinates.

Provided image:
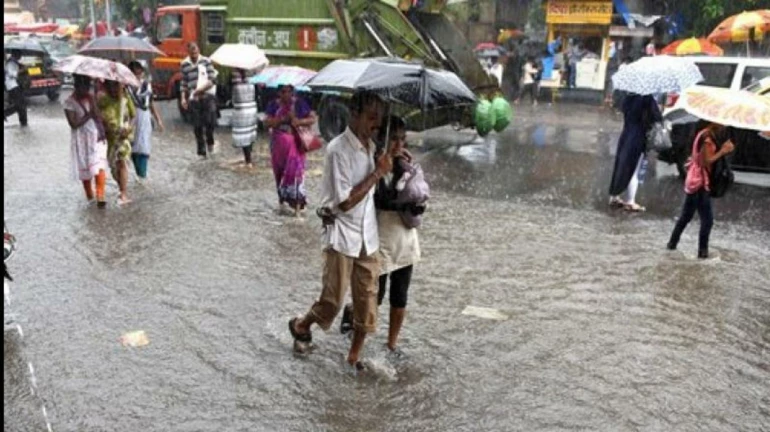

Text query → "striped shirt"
[179,55,217,97]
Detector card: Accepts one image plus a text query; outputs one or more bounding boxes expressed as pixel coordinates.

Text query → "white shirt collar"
[343,127,374,155]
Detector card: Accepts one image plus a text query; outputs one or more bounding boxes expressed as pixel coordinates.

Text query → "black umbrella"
[304,57,477,110]
[4,38,48,55]
[78,35,165,62]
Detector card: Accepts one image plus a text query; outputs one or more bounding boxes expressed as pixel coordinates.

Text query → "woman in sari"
[98,80,136,206]
[264,84,317,214]
[63,74,108,208]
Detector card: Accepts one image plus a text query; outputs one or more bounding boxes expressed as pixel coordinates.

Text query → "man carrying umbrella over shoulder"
[180,42,218,158]
[4,50,28,127]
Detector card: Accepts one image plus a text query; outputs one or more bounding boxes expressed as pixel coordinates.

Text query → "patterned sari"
[266,97,312,209]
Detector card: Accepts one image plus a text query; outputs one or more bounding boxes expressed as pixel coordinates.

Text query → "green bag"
[474,98,495,137]
[492,96,513,132]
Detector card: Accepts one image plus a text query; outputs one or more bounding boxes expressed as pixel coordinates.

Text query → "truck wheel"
[318,96,350,142]
[47,89,60,102]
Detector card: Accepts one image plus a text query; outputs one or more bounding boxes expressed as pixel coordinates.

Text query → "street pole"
[89,0,97,39]
[105,0,111,36]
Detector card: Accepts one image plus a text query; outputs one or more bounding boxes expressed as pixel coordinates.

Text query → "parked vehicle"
[39,38,77,87]
[4,37,63,101]
[662,56,770,114]
[149,0,497,139]
[658,77,770,176]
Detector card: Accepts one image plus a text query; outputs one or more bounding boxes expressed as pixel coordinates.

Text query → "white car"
[663,56,770,115]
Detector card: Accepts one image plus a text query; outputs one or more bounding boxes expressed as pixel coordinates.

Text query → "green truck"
[152,0,499,139]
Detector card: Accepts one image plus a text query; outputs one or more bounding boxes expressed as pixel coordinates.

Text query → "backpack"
[708,140,734,198]
[696,130,734,198]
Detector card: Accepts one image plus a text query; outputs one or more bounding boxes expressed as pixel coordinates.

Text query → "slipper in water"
[624,203,645,212]
[288,318,312,343]
[608,197,624,209]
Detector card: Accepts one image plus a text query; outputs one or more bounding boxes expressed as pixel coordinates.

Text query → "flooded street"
[4,96,770,431]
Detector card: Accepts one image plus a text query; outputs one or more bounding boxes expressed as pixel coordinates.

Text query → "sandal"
[288,318,312,343]
[608,196,624,208]
[624,203,646,212]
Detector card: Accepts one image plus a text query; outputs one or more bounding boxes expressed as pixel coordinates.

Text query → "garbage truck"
[150,0,502,139]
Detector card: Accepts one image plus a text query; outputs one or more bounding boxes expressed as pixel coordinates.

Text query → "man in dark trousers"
[4,50,28,127]
[179,42,218,158]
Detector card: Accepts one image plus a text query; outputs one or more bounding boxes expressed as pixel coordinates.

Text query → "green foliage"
[675,0,763,36]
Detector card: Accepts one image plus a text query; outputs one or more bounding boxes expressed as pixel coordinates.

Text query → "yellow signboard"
[546,0,613,25]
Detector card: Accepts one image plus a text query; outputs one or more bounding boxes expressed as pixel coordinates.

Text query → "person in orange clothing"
[63,74,109,208]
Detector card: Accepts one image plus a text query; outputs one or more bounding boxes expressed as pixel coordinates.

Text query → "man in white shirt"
[4,50,28,126]
[289,90,393,369]
[180,42,218,157]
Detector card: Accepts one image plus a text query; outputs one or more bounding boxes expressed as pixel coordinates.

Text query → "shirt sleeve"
[328,149,353,211]
[265,100,279,117]
[206,60,217,85]
[295,98,313,119]
[179,61,188,93]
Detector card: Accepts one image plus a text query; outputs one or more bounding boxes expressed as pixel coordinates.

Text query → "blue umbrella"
[249,65,316,92]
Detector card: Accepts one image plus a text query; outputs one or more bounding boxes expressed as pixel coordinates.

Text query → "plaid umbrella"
[707,10,770,43]
[78,36,165,62]
[660,38,723,56]
[53,55,140,87]
[249,65,316,91]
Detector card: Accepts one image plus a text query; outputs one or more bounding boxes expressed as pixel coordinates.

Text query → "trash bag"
[492,96,512,132]
[474,98,495,137]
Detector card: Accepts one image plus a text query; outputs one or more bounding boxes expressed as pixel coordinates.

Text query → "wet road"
[4,96,770,431]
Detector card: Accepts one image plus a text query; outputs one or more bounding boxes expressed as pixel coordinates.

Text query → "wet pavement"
[4,95,770,432]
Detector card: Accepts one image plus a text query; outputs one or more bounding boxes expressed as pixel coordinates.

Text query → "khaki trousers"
[308,248,380,333]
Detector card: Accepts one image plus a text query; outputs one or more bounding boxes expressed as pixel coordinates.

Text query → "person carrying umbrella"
[180,42,219,158]
[4,50,28,126]
[127,60,164,181]
[98,80,136,206]
[667,122,735,259]
[63,74,108,207]
[288,90,393,371]
[230,68,258,168]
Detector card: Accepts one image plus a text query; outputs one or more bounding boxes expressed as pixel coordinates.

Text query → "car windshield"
[47,41,76,58]
[742,77,770,94]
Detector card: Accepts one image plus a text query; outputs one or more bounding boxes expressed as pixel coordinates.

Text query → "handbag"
[646,121,671,153]
[291,100,322,153]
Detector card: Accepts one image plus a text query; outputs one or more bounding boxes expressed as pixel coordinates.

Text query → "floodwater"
[4,97,770,432]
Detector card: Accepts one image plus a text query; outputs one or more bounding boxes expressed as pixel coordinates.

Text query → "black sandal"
[288,318,312,343]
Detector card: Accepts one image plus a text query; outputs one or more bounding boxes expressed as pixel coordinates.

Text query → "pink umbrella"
[53,55,140,87]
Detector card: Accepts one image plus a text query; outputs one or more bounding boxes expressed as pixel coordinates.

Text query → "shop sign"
[546,1,613,25]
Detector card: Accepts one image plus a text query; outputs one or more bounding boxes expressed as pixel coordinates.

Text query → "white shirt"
[5,59,19,91]
[523,62,537,85]
[320,127,379,258]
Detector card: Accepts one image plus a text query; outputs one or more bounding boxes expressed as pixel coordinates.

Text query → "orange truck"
[149,0,498,137]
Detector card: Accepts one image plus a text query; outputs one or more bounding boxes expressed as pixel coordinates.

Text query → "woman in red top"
[667,122,735,259]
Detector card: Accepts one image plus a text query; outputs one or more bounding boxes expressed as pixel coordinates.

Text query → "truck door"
[152,10,187,100]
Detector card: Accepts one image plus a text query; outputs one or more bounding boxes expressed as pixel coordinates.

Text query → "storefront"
[544,0,613,90]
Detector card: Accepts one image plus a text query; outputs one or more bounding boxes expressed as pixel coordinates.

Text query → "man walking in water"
[4,50,28,127]
[179,42,218,158]
[289,90,391,370]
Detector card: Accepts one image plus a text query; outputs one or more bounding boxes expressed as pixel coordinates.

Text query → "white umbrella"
[611,56,703,96]
[210,43,269,72]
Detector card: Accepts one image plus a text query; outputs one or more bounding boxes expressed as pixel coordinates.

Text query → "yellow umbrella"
[707,10,770,43]
[681,87,770,132]
[661,37,724,56]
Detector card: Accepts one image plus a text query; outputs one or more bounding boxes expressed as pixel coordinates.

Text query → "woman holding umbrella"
[98,80,136,206]
[63,74,108,207]
[264,84,317,215]
[230,68,258,168]
[127,60,164,181]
